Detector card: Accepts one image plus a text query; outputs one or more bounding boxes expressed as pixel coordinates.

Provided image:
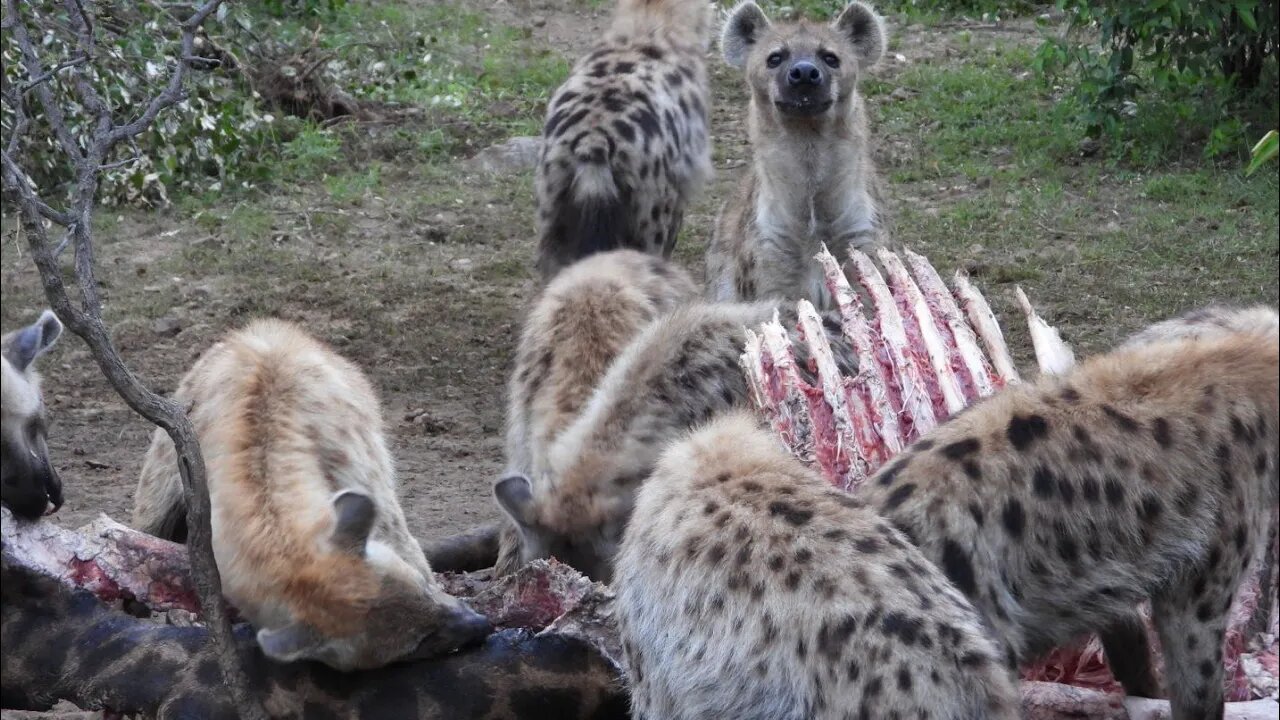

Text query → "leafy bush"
[1036,0,1279,155]
[1,2,285,206]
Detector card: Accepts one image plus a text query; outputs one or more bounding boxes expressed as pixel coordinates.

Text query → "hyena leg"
[492,521,524,576]
[1151,574,1232,720]
[1098,608,1161,698]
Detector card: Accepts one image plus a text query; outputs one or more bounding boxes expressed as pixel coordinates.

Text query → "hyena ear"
[721,2,770,70]
[3,310,64,372]
[493,475,537,530]
[832,1,887,69]
[330,490,376,556]
[257,622,326,664]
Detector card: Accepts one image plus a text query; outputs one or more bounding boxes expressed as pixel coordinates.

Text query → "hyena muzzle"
[1,310,65,520]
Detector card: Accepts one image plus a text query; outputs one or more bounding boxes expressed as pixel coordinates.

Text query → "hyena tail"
[133,466,190,543]
[561,132,633,261]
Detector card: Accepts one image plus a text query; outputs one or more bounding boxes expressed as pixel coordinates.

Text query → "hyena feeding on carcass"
[615,411,1020,720]
[1,310,64,519]
[616,323,1277,720]
[494,300,854,582]
[853,327,1279,720]
[534,0,713,281]
[495,250,698,575]
[707,1,890,308]
[132,319,490,670]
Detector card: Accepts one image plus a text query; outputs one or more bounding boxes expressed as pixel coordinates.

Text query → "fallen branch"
[0,1,263,715]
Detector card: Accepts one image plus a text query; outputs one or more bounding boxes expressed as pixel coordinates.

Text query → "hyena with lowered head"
[707,1,888,308]
[615,411,1019,720]
[494,300,854,582]
[1,310,64,519]
[496,250,697,575]
[133,319,489,670]
[856,325,1278,720]
[534,0,713,281]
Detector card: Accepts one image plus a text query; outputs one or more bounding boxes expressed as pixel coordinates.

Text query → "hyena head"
[492,469,629,583]
[722,1,885,121]
[256,490,491,671]
[1,310,64,520]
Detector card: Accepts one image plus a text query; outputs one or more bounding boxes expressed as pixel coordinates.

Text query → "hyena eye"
[766,52,784,69]
[822,53,840,68]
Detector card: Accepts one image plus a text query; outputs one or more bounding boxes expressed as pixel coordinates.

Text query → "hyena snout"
[773,55,834,115]
[1,445,62,519]
[786,59,823,86]
[408,603,492,660]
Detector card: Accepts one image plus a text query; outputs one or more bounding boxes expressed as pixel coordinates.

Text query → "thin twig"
[0,1,266,717]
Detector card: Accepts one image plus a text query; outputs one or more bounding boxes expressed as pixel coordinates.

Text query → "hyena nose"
[787,61,822,87]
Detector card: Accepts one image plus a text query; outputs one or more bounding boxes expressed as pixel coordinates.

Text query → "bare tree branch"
[0,2,266,717]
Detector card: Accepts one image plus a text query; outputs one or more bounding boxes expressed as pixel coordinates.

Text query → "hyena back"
[1,310,64,519]
[495,300,855,582]
[616,411,1019,720]
[1122,304,1278,348]
[133,319,488,670]
[858,328,1279,720]
[534,0,713,281]
[707,1,888,308]
[497,250,697,575]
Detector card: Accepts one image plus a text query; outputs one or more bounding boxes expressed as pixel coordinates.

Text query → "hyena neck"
[749,101,877,252]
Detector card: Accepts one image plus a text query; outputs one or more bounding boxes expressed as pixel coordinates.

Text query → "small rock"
[404,408,426,422]
[975,176,992,189]
[85,459,111,470]
[450,258,474,272]
[531,15,547,27]
[1077,137,1102,157]
[152,315,182,337]
[889,87,913,101]
[466,136,543,175]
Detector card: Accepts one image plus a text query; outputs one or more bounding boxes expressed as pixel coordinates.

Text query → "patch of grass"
[281,125,344,176]
[325,165,383,204]
[868,38,1277,353]
[223,204,276,242]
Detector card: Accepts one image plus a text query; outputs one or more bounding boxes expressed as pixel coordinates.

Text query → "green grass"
[859,40,1278,353]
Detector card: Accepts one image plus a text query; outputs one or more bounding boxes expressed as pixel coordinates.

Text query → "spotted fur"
[707,2,889,308]
[1,310,64,520]
[132,319,488,670]
[1121,304,1278,348]
[496,251,697,575]
[534,0,713,281]
[859,326,1279,720]
[494,301,854,582]
[615,411,1019,720]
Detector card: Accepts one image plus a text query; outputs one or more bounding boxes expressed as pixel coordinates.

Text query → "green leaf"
[1245,130,1278,176]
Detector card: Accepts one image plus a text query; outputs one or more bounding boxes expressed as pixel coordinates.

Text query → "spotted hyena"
[615,411,1019,720]
[494,301,854,582]
[857,327,1278,720]
[1,310,64,520]
[534,0,713,281]
[707,1,888,308]
[133,319,489,670]
[496,250,697,575]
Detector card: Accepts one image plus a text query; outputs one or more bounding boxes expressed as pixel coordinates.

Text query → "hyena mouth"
[774,99,834,117]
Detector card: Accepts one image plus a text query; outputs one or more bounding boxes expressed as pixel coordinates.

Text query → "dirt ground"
[0,0,1273,556]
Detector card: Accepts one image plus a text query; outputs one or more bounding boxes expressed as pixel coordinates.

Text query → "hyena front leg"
[1098,608,1161,698]
[1151,567,1234,720]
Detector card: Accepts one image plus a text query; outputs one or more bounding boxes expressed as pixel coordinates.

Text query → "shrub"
[1036,0,1279,155]
[1,2,285,206]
